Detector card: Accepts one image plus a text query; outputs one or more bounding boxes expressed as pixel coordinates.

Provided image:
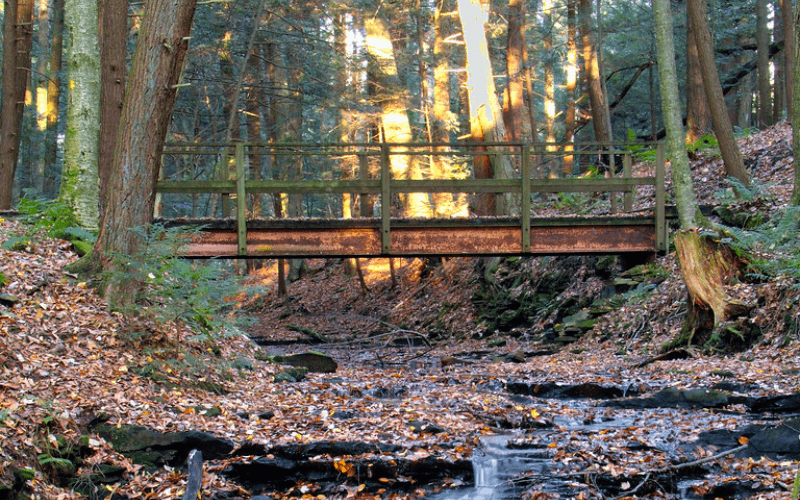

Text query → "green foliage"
[1,196,97,251]
[625,130,657,162]
[792,463,800,500]
[687,134,719,156]
[107,223,260,342]
[722,206,800,285]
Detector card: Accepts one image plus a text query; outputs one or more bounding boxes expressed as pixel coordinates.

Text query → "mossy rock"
[273,352,337,373]
[70,240,92,257]
[39,456,76,479]
[274,367,308,383]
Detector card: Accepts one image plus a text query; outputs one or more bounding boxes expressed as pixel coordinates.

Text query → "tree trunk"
[579,0,612,143]
[687,0,750,188]
[563,0,578,175]
[94,0,197,305]
[32,0,51,194]
[457,0,517,215]
[792,0,800,205]
[364,11,431,217]
[503,0,525,142]
[756,0,772,128]
[653,0,707,230]
[0,0,35,208]
[675,231,751,336]
[686,8,711,143]
[781,0,794,116]
[61,0,101,229]
[98,0,127,216]
[43,0,65,198]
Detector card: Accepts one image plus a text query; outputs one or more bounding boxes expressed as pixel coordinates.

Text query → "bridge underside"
[163,216,659,258]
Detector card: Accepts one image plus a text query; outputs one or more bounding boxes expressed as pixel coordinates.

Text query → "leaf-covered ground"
[1,123,800,500]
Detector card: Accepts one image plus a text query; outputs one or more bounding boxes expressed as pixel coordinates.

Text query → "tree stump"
[675,230,751,341]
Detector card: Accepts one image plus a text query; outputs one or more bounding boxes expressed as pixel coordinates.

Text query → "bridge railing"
[157,141,666,255]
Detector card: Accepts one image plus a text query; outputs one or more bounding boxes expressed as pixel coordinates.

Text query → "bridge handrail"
[157,142,667,255]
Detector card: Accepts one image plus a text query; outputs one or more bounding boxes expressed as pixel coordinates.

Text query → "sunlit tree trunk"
[687,0,750,188]
[364,11,431,217]
[686,9,711,142]
[756,0,772,128]
[563,0,578,175]
[93,0,196,305]
[773,0,785,122]
[0,0,34,208]
[32,0,51,194]
[543,0,556,150]
[503,0,525,142]
[43,0,65,198]
[60,0,100,229]
[98,0,127,216]
[579,0,612,143]
[457,0,517,215]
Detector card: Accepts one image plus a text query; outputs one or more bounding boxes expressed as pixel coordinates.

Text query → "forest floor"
[1,123,800,500]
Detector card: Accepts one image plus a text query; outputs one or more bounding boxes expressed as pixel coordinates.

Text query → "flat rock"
[273,351,338,373]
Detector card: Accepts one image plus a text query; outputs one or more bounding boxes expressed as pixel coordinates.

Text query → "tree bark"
[653,0,707,230]
[792,0,800,205]
[756,0,772,128]
[364,11,431,217]
[61,0,101,229]
[43,0,65,198]
[686,8,711,143]
[579,0,612,143]
[781,0,794,115]
[94,0,197,305]
[0,0,35,208]
[687,0,750,188]
[457,0,517,215]
[563,0,578,175]
[503,0,525,142]
[98,0,127,216]
[32,0,51,194]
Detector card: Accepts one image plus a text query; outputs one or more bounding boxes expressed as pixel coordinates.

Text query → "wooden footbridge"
[156,142,668,259]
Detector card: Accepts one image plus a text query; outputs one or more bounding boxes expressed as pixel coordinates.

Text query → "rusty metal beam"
[172,217,656,258]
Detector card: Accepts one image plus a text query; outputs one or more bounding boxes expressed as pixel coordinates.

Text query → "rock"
[0,293,18,307]
[748,418,800,457]
[94,423,234,468]
[273,351,338,373]
[275,367,308,382]
[506,381,638,400]
[749,393,800,413]
[606,388,745,409]
[407,420,446,434]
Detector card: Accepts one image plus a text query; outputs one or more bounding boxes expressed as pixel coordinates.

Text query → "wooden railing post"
[380,144,391,254]
[655,142,666,253]
[359,153,370,217]
[623,151,633,212]
[221,147,231,217]
[521,144,531,253]
[235,142,247,256]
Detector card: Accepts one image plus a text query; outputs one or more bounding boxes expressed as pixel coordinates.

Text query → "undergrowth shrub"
[1,196,96,251]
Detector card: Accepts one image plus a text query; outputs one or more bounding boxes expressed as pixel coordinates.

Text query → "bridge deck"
[160,215,659,258]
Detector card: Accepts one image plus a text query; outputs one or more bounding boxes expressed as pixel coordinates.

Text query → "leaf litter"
[1,123,800,499]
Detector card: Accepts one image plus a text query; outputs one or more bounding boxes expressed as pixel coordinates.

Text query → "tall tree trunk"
[687,0,750,188]
[457,0,517,215]
[364,11,431,217]
[563,0,578,175]
[94,0,197,305]
[43,0,64,198]
[655,0,749,342]
[781,0,794,116]
[686,8,711,142]
[773,0,785,122]
[756,0,772,128]
[653,0,706,230]
[503,0,525,142]
[32,0,51,194]
[98,0,127,216]
[61,0,100,229]
[579,0,612,143]
[791,0,800,204]
[543,0,556,149]
[0,0,35,208]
